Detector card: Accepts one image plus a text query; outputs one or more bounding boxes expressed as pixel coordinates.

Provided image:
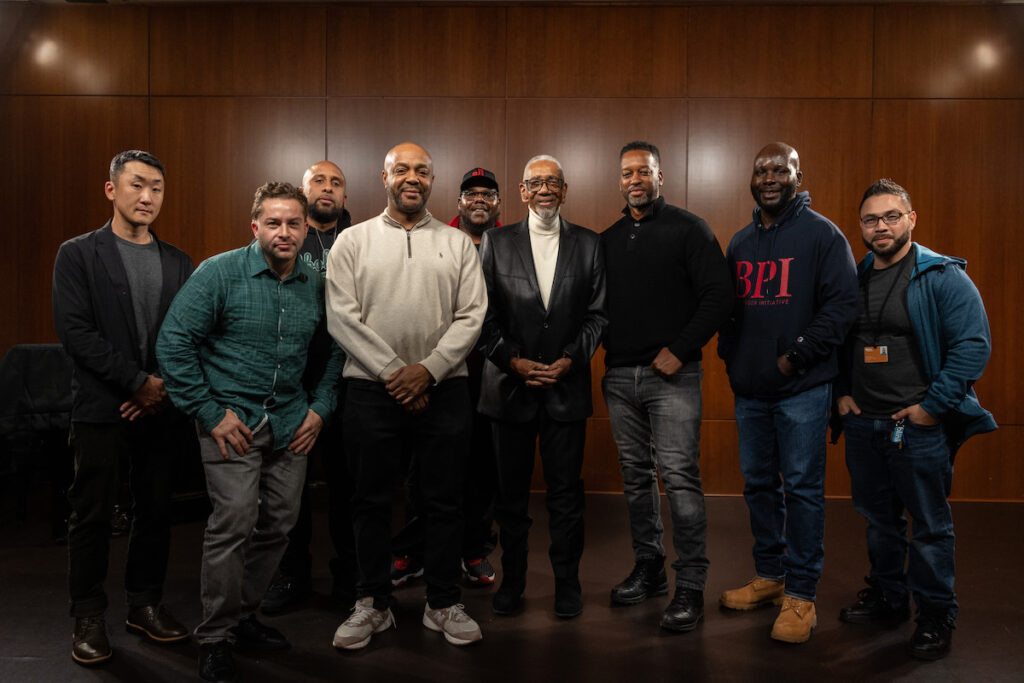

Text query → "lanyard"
[862,246,913,346]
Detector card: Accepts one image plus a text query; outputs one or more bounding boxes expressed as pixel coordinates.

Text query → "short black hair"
[860,178,912,212]
[109,150,165,183]
[251,181,308,221]
[620,141,660,166]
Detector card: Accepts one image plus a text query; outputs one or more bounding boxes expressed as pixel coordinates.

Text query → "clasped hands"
[510,356,572,387]
[385,363,433,415]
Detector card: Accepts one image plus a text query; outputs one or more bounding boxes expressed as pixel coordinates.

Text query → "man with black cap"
[391,168,502,589]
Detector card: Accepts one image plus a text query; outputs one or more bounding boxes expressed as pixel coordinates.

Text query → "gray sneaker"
[332,597,395,650]
[422,603,483,646]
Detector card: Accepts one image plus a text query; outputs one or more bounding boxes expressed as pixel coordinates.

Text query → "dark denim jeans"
[602,364,707,590]
[842,412,957,619]
[734,383,830,601]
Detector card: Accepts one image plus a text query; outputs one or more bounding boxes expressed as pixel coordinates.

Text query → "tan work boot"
[720,577,785,610]
[770,597,817,643]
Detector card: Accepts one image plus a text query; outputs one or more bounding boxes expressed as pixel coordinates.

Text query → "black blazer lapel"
[547,217,578,310]
[511,220,544,309]
[95,223,140,355]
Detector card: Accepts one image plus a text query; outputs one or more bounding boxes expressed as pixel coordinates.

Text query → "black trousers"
[492,413,586,592]
[66,420,180,617]
[277,413,357,593]
[344,378,470,609]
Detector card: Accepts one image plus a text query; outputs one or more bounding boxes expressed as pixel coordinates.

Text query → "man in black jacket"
[602,141,733,632]
[52,150,194,666]
[478,154,607,619]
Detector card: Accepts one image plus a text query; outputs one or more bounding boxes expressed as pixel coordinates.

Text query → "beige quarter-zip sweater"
[325,209,487,383]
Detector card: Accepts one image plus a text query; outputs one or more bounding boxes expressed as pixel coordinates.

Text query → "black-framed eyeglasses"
[460,190,499,201]
[523,176,564,193]
[860,211,910,228]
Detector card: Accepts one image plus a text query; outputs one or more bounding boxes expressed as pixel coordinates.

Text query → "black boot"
[610,557,668,605]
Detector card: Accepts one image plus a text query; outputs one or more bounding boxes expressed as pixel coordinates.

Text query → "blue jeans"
[734,383,830,601]
[603,364,707,590]
[842,413,957,619]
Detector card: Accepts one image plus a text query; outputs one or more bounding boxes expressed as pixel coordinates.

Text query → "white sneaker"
[332,597,395,650]
[422,603,482,646]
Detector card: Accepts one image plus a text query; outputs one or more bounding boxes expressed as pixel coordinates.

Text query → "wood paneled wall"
[2,2,1022,500]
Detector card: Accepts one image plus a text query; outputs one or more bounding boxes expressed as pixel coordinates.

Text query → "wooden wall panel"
[869,99,1024,428]
[0,4,148,95]
[686,98,872,418]
[0,96,149,352]
[149,98,326,262]
[874,6,1024,99]
[505,98,688,231]
[149,6,326,96]
[507,6,688,98]
[327,5,506,97]
[688,6,873,99]
[327,98,506,226]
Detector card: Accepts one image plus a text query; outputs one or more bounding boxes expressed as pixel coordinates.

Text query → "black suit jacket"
[52,221,194,423]
[477,217,607,422]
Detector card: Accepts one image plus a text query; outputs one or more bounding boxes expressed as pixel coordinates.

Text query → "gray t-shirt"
[115,234,163,378]
[851,245,930,418]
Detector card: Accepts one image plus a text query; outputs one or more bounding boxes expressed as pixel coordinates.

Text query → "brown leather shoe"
[126,605,189,643]
[720,577,785,610]
[72,616,112,666]
[770,597,817,643]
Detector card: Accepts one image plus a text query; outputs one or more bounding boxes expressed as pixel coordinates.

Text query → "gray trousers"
[194,426,306,643]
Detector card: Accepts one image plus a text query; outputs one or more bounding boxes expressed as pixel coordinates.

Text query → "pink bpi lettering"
[735,258,794,299]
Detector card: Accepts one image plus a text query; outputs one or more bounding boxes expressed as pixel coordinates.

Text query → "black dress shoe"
[907,614,954,660]
[492,586,524,616]
[839,585,909,625]
[229,614,290,651]
[126,605,189,642]
[261,574,312,615]
[554,580,583,619]
[610,557,668,606]
[660,588,704,632]
[72,616,112,666]
[199,641,237,683]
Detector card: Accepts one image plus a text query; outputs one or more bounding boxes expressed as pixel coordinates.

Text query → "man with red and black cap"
[391,168,502,589]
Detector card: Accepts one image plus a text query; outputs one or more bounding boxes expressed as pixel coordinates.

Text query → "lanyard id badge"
[863,345,889,363]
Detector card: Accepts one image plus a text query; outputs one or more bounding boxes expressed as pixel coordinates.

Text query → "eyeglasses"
[460,190,498,201]
[860,211,910,228]
[523,176,564,193]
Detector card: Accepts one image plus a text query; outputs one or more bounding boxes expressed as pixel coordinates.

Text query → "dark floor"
[1,493,1022,682]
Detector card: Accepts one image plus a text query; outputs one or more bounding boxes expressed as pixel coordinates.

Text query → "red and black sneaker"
[391,556,424,587]
[462,557,496,585]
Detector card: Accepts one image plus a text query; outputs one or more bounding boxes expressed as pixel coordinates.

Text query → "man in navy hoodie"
[717,142,857,643]
[835,179,995,660]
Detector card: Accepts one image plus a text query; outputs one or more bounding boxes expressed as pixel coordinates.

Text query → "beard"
[309,201,341,226]
[863,229,911,259]
[752,183,797,217]
[626,189,654,211]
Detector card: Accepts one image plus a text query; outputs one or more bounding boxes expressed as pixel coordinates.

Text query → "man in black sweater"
[602,141,733,632]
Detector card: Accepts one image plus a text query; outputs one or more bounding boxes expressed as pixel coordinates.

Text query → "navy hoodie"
[717,192,858,399]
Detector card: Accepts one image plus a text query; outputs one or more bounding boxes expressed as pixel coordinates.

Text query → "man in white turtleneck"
[477,155,607,620]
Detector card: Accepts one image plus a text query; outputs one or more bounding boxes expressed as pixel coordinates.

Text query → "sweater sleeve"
[418,235,488,382]
[785,226,859,367]
[667,219,734,361]
[325,231,405,380]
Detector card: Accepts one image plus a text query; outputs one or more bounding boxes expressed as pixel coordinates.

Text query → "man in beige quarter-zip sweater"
[325,142,487,651]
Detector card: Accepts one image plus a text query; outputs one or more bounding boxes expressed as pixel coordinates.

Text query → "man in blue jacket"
[718,142,858,643]
[836,179,996,661]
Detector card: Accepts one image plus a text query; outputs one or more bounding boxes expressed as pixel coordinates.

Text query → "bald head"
[750,141,803,226]
[382,142,434,226]
[302,160,346,231]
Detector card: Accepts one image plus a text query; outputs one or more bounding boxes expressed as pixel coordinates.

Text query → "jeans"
[842,412,957,619]
[66,420,180,617]
[734,383,831,601]
[344,378,470,610]
[194,426,306,643]
[602,364,708,590]
[492,413,586,593]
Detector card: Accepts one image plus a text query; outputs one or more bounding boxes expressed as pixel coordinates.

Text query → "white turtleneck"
[528,208,560,309]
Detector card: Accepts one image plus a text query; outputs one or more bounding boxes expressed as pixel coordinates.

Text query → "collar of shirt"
[620,196,666,222]
[381,209,434,231]
[246,241,309,282]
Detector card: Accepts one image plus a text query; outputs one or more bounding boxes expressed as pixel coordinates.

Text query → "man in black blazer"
[478,154,607,619]
[52,150,194,666]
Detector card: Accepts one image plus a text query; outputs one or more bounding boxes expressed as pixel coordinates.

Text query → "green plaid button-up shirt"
[157,241,341,450]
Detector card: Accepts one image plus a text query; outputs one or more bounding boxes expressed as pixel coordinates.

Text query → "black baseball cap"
[460,167,499,193]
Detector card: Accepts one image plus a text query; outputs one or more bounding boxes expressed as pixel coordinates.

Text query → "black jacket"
[52,221,194,422]
[477,217,607,422]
